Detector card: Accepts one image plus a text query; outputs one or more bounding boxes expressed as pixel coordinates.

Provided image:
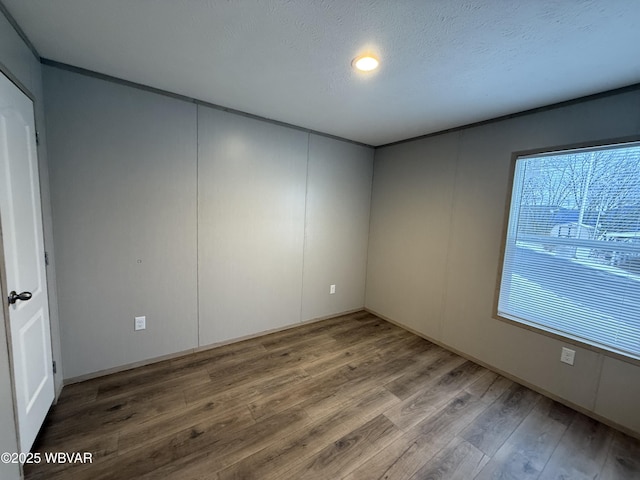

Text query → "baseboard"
[63,307,365,386]
[365,307,640,441]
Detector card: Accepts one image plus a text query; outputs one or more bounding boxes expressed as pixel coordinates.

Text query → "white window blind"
[498,142,640,359]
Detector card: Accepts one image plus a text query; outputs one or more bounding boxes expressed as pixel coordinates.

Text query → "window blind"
[498,142,640,359]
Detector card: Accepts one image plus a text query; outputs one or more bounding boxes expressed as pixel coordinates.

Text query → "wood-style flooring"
[25,311,640,479]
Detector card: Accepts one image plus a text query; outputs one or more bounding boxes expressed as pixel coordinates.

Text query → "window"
[498,141,640,359]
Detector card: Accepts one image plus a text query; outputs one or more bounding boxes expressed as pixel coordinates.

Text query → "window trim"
[494,135,640,367]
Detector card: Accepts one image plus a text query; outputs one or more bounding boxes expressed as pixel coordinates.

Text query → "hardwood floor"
[25,311,640,479]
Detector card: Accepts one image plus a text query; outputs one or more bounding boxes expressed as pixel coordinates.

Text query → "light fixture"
[352,55,379,72]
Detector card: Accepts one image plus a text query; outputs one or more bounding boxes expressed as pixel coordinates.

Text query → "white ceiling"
[4,1,640,146]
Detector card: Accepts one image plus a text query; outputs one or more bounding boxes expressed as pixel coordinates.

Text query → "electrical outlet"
[560,347,575,365]
[330,284,336,294]
[134,316,146,331]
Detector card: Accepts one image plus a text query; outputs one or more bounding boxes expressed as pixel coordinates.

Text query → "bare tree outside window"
[498,142,640,358]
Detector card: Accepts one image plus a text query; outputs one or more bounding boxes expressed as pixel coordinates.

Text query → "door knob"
[8,291,32,305]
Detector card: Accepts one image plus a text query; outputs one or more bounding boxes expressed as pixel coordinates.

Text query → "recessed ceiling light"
[352,55,379,72]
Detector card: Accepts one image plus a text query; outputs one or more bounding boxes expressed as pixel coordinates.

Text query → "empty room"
[1,1,640,479]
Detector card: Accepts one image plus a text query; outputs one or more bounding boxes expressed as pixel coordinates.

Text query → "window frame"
[494,135,640,366]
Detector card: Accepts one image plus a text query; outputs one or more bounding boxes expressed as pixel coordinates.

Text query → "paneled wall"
[44,67,199,379]
[43,65,374,379]
[302,134,373,321]
[197,107,308,344]
[366,88,640,435]
[367,132,459,340]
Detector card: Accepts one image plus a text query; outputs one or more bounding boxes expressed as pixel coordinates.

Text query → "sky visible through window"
[499,143,640,358]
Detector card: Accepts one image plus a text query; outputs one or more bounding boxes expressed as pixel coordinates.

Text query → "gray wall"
[197,107,307,344]
[1,7,61,478]
[366,88,640,435]
[44,67,199,379]
[43,65,374,379]
[302,134,373,320]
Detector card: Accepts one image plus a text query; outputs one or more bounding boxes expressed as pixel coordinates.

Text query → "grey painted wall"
[197,106,307,344]
[302,134,373,321]
[43,66,374,379]
[1,7,61,477]
[44,67,199,379]
[367,132,459,340]
[366,88,640,435]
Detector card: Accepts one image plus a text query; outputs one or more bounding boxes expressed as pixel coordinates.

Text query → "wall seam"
[299,132,311,323]
[195,104,200,346]
[591,353,606,412]
[362,150,377,309]
[437,130,464,342]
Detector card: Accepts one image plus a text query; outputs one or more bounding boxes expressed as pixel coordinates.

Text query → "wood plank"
[385,360,487,430]
[340,338,442,385]
[258,332,337,356]
[301,345,447,424]
[206,337,336,387]
[49,367,207,428]
[344,392,487,480]
[601,431,640,480]
[116,399,255,454]
[92,360,206,400]
[259,316,370,350]
[183,365,310,406]
[464,370,514,405]
[217,387,399,480]
[461,382,541,456]
[44,387,187,441]
[170,341,267,374]
[331,317,399,344]
[135,406,317,480]
[255,335,427,421]
[384,350,468,400]
[247,368,352,420]
[302,327,420,377]
[407,436,486,480]
[64,406,311,480]
[301,351,443,422]
[282,414,402,480]
[52,381,99,410]
[474,397,568,479]
[539,412,614,480]
[546,399,577,427]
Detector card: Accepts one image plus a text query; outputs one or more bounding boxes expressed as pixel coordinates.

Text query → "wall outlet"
[134,316,146,331]
[560,347,575,365]
[329,284,336,294]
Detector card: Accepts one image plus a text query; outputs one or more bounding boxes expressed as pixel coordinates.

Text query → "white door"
[0,72,54,453]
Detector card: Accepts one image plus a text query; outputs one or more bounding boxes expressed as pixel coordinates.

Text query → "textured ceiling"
[4,0,640,146]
